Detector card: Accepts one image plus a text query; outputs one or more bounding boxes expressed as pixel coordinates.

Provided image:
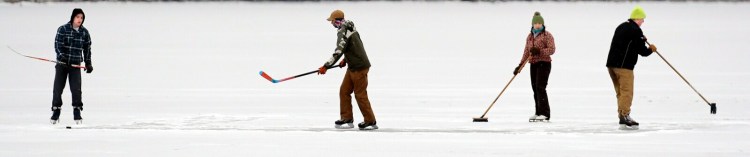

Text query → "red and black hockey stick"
[7,46,86,69]
[259,65,341,83]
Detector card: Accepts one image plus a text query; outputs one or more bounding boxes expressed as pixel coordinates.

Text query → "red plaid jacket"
[519,31,555,65]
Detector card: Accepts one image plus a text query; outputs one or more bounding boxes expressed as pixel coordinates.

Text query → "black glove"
[513,65,521,75]
[530,47,541,56]
[85,61,93,73]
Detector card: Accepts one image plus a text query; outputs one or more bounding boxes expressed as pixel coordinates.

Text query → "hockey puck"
[66,126,72,129]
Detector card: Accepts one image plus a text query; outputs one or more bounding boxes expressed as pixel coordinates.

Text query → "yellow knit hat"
[630,6,646,19]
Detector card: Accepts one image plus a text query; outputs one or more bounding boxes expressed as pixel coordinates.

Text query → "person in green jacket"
[317,10,377,130]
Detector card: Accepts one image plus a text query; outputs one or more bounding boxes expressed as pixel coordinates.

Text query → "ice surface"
[1,1,749,156]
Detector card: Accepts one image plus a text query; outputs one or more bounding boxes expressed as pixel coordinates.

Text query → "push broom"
[473,58,529,122]
[647,41,717,114]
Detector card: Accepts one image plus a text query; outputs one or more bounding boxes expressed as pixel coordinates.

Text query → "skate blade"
[619,124,639,130]
[335,123,354,129]
[529,119,550,123]
[75,120,83,125]
[50,119,59,125]
[358,125,379,130]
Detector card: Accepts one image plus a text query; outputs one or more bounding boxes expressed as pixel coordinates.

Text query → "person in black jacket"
[606,6,657,130]
[51,8,93,125]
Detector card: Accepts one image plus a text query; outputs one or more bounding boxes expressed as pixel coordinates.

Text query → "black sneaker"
[334,119,354,129]
[73,106,83,124]
[50,107,61,124]
[357,121,378,130]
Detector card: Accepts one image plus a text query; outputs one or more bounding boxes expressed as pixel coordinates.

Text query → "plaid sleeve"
[519,34,532,65]
[541,32,556,56]
[54,26,66,58]
[84,30,92,64]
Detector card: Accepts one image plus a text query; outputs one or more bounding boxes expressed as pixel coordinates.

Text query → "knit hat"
[326,10,344,21]
[630,6,646,20]
[532,12,544,25]
[69,8,85,25]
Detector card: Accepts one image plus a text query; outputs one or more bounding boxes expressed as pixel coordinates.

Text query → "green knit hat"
[630,6,646,19]
[532,11,544,25]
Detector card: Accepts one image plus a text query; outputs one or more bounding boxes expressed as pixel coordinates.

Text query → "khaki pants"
[608,68,634,118]
[340,68,376,123]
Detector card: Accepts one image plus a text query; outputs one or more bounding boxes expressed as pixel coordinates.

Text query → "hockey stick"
[7,46,86,69]
[646,41,716,114]
[473,58,529,122]
[259,65,341,83]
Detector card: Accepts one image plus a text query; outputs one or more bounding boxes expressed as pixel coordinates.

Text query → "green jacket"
[324,20,371,71]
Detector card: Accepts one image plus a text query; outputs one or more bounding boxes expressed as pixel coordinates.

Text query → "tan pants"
[608,68,634,118]
[340,68,376,123]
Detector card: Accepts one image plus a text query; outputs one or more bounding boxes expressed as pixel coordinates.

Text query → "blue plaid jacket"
[55,22,92,64]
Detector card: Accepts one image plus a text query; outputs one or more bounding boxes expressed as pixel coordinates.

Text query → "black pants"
[52,64,83,108]
[530,61,551,119]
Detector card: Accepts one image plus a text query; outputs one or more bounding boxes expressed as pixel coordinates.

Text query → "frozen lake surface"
[1,1,749,156]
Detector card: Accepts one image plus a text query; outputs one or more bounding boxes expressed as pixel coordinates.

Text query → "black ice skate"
[73,106,83,125]
[50,106,61,124]
[357,121,378,130]
[529,115,549,122]
[335,119,354,129]
[619,115,639,130]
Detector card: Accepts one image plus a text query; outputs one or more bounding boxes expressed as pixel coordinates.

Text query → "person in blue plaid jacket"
[50,8,93,125]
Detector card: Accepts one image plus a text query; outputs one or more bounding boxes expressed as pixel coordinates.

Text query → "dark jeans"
[52,64,83,108]
[530,61,551,119]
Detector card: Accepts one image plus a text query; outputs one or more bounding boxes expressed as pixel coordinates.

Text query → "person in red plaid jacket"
[513,12,556,122]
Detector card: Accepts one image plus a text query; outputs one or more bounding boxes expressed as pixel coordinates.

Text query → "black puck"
[66,126,72,129]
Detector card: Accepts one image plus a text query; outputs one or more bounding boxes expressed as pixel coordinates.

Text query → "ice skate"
[335,119,354,129]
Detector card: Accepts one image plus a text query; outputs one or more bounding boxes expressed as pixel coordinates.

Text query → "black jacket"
[606,19,652,70]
